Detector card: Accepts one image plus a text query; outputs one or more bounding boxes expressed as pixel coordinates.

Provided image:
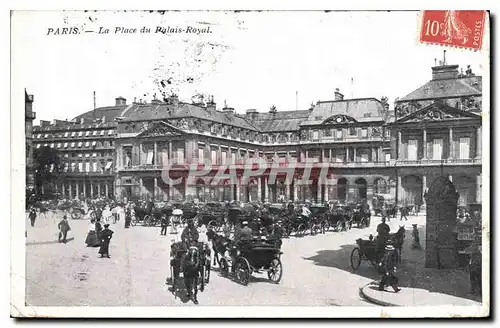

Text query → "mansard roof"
[304,98,387,126]
[398,76,482,102]
[250,110,310,132]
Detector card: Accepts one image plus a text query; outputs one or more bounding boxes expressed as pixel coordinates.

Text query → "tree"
[33,146,62,197]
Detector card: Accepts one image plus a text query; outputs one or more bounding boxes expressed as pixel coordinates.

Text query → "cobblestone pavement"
[25,212,438,307]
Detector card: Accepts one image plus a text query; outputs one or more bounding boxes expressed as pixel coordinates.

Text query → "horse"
[181,246,202,304]
[388,225,406,263]
[206,229,232,267]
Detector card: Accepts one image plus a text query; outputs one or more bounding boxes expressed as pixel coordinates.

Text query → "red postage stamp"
[419,10,487,50]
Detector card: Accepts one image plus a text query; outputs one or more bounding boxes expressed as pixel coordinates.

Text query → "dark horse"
[388,226,406,263]
[206,229,232,267]
[181,246,202,304]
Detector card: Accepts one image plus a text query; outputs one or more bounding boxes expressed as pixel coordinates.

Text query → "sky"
[12,10,487,123]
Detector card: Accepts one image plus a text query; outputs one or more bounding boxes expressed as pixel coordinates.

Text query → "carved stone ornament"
[395,101,423,119]
[371,126,382,137]
[300,130,309,140]
[408,109,457,122]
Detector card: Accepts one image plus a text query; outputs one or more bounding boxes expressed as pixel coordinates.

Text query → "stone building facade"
[25,90,36,190]
[32,97,129,199]
[389,62,482,208]
[114,91,394,204]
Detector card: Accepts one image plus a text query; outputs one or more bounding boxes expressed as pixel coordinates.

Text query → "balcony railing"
[61,171,114,176]
[396,158,481,166]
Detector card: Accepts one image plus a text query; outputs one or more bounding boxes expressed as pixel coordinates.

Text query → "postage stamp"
[419,10,487,50]
[10,10,490,319]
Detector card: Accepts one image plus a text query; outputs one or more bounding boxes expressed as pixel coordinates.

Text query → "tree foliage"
[33,146,62,194]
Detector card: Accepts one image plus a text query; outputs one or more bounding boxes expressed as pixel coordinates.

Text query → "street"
[26,213,426,307]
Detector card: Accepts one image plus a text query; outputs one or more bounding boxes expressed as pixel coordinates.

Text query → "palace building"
[32,97,130,199]
[390,61,482,207]
[114,91,394,204]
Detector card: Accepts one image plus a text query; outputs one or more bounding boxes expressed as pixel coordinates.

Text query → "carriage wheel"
[131,217,138,226]
[90,211,96,220]
[71,210,82,220]
[350,247,361,271]
[322,220,330,233]
[207,220,217,231]
[267,257,283,284]
[335,221,342,232]
[260,228,268,236]
[143,215,152,226]
[235,258,251,286]
[219,258,229,277]
[297,224,307,237]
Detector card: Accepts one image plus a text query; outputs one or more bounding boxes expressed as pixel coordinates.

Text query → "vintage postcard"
[10,10,490,318]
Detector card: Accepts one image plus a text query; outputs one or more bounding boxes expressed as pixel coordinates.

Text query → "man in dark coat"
[29,208,37,227]
[181,219,199,247]
[376,217,390,260]
[58,215,71,243]
[160,214,168,236]
[98,223,114,258]
[469,246,482,296]
[378,245,401,292]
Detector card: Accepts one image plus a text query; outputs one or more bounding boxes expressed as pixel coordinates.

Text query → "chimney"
[432,64,459,80]
[115,97,127,106]
[334,88,344,101]
[222,107,235,114]
[206,95,216,111]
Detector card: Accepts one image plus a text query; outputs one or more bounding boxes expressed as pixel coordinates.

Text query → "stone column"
[75,182,79,199]
[139,178,143,199]
[396,175,402,205]
[353,148,357,162]
[68,182,72,199]
[154,177,158,201]
[257,177,262,202]
[379,147,383,162]
[263,176,268,201]
[476,174,481,203]
[83,181,87,198]
[293,177,298,202]
[285,181,291,201]
[90,180,93,198]
[397,130,402,160]
[345,147,350,162]
[154,141,158,165]
[476,126,482,158]
[317,183,322,203]
[168,141,172,164]
[448,127,454,159]
[98,182,101,197]
[105,182,109,198]
[423,128,428,159]
[235,178,240,202]
[367,182,374,204]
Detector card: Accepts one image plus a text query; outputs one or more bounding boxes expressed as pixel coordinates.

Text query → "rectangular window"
[324,129,332,137]
[432,139,443,160]
[92,141,97,147]
[44,134,48,138]
[221,151,227,165]
[64,132,69,137]
[312,131,319,140]
[78,142,83,148]
[57,143,62,148]
[85,131,90,136]
[231,152,237,164]
[198,149,204,164]
[78,131,83,137]
[71,132,76,137]
[408,139,418,161]
[349,127,357,136]
[78,154,83,158]
[335,150,344,163]
[85,162,90,172]
[93,131,98,136]
[64,154,69,158]
[100,130,105,136]
[124,146,132,167]
[211,150,217,165]
[176,148,184,164]
[92,152,97,157]
[85,153,90,158]
[385,153,390,162]
[146,147,154,165]
[50,143,55,148]
[64,163,69,172]
[459,137,470,159]
[85,141,90,147]
[92,162,98,172]
[78,162,83,172]
[108,130,113,135]
[336,129,343,139]
[360,152,369,162]
[361,129,368,138]
[36,144,40,149]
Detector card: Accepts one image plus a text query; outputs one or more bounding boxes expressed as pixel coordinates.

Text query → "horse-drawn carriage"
[350,204,371,229]
[218,237,283,286]
[325,205,351,232]
[196,202,227,231]
[350,226,406,271]
[168,240,211,304]
[308,204,330,234]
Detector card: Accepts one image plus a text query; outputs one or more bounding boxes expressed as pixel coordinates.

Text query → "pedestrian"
[160,214,168,235]
[28,207,37,227]
[98,223,114,258]
[125,203,132,228]
[400,206,409,221]
[102,205,112,224]
[469,246,482,296]
[57,215,71,243]
[411,224,421,250]
[378,244,401,293]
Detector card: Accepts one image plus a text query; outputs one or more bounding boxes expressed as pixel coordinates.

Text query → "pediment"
[323,114,358,125]
[396,102,480,123]
[137,121,185,138]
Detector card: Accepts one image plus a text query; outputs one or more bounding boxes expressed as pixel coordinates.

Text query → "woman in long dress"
[85,219,99,247]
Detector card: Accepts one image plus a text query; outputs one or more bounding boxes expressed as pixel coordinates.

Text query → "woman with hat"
[378,243,401,292]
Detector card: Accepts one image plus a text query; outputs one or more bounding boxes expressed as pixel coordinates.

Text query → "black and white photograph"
[10,9,490,318]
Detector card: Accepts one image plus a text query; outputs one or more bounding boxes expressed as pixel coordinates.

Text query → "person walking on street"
[28,208,37,227]
[160,214,168,235]
[400,206,409,221]
[58,215,71,243]
[378,244,401,293]
[98,223,114,258]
